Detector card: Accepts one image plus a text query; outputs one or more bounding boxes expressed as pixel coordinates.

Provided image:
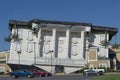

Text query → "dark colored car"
[83,69,103,77]
[9,70,34,78]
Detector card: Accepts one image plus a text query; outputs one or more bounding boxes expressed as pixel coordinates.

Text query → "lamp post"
[32,42,41,69]
[45,50,54,73]
[17,51,21,70]
[33,42,36,65]
[49,50,54,74]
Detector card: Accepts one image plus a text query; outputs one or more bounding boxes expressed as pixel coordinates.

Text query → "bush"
[98,66,106,69]
[105,67,113,72]
[113,70,120,72]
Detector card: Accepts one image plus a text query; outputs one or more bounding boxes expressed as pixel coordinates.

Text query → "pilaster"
[37,29,41,57]
[52,29,57,58]
[81,31,85,60]
[66,30,70,58]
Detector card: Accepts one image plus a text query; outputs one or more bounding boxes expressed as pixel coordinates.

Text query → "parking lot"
[0,74,95,80]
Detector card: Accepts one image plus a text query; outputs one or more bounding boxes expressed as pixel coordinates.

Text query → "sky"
[0,0,120,51]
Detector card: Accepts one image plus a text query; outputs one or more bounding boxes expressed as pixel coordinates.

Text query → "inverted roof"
[9,19,92,26]
[9,19,118,33]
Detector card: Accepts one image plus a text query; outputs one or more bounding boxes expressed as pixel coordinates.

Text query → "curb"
[55,73,82,76]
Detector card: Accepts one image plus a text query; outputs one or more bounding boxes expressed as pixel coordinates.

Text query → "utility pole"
[17,51,21,70]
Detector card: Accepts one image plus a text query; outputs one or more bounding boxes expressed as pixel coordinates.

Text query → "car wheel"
[45,74,48,77]
[27,75,31,78]
[11,75,17,78]
[85,73,88,77]
[97,73,99,76]
[39,74,42,77]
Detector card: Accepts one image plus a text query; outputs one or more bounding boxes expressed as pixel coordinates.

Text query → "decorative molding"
[72,38,78,44]
[44,36,51,42]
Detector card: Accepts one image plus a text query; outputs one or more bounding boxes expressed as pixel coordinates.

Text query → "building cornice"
[9,19,92,26]
[9,19,118,33]
[92,25,118,33]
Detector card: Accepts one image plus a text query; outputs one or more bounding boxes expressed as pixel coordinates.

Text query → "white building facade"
[7,19,118,74]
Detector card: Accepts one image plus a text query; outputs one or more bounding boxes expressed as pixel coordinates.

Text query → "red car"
[28,69,43,77]
[29,69,52,77]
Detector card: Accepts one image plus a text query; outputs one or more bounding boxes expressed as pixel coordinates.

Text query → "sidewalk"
[105,72,120,74]
[0,75,9,77]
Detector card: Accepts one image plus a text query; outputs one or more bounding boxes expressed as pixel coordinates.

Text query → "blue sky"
[0,0,120,51]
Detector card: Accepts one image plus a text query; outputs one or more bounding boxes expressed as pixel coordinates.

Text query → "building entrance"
[55,65,64,73]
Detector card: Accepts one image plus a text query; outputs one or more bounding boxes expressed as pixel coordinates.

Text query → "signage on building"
[36,58,87,67]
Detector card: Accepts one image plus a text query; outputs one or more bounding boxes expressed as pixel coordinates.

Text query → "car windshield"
[87,70,95,72]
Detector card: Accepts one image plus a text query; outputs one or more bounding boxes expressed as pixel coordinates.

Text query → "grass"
[90,74,120,80]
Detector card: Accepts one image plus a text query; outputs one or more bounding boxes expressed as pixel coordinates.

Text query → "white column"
[81,31,85,60]
[66,30,70,58]
[36,29,41,57]
[52,29,56,58]
[39,29,43,57]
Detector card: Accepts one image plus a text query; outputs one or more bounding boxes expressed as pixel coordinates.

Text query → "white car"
[84,67,105,73]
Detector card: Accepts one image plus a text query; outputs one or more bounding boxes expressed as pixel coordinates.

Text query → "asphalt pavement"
[0,74,95,80]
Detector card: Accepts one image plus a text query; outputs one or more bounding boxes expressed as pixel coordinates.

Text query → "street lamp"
[33,42,41,69]
[48,50,54,74]
[33,42,36,65]
[45,50,54,73]
[17,51,21,70]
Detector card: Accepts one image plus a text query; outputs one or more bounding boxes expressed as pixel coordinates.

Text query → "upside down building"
[7,19,118,74]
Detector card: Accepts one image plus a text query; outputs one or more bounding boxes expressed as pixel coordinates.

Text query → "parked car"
[84,67,105,73]
[83,69,103,76]
[9,70,34,78]
[28,69,43,77]
[28,69,52,77]
[91,67,105,73]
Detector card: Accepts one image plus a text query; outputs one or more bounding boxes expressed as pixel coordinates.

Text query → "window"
[15,42,22,52]
[18,30,23,39]
[58,46,63,53]
[99,47,106,57]
[44,36,51,42]
[99,63,107,68]
[59,40,64,44]
[71,45,77,56]
[72,38,78,44]
[43,43,50,53]
[100,35,105,41]
[27,42,33,53]
[27,31,33,41]
[12,28,17,34]
[58,37,64,44]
